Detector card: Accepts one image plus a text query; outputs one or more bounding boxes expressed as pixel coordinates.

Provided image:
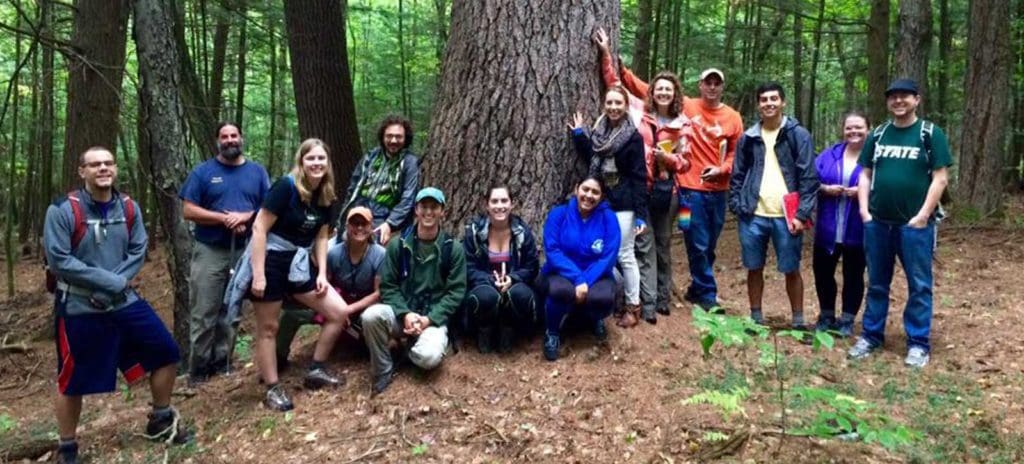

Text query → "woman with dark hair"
[594,30,692,324]
[540,176,621,361]
[813,112,870,337]
[243,139,353,411]
[568,85,648,329]
[339,114,420,245]
[462,185,540,354]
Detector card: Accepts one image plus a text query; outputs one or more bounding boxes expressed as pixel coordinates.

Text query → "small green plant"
[258,416,277,438]
[119,382,134,403]
[702,431,729,442]
[790,387,920,450]
[690,306,767,355]
[235,334,254,362]
[0,414,16,435]
[624,430,638,444]
[683,387,750,420]
[411,443,429,456]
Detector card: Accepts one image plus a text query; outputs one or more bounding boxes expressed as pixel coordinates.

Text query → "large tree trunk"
[208,3,231,122]
[133,0,195,361]
[424,0,620,229]
[866,0,890,126]
[631,0,653,81]
[894,0,932,111]
[284,0,363,195]
[1012,0,1024,181]
[62,0,129,190]
[958,0,1012,214]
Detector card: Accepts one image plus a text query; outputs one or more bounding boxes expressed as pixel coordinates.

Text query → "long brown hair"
[645,71,682,117]
[290,138,337,207]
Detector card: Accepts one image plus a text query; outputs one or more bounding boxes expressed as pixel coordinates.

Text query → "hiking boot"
[304,367,344,390]
[371,369,396,397]
[56,441,78,464]
[617,304,641,328]
[145,408,194,444]
[543,332,560,361]
[847,337,877,360]
[815,315,836,333]
[656,306,671,316]
[905,346,930,368]
[477,326,495,354]
[497,327,515,354]
[264,385,294,411]
[592,319,609,345]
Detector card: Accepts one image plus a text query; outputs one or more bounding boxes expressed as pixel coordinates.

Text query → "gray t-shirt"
[326,242,386,300]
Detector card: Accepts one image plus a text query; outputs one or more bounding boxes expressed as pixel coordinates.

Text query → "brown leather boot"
[617,304,641,328]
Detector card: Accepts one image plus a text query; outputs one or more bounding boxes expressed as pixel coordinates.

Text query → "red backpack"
[45,191,136,293]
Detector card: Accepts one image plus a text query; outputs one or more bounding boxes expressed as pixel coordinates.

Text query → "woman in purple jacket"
[813,112,869,337]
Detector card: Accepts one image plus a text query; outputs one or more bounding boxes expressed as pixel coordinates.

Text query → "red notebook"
[783,192,813,227]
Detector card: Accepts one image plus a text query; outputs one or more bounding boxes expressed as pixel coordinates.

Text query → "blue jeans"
[861,220,935,352]
[678,189,726,305]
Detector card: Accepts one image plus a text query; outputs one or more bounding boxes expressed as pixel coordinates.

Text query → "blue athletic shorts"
[55,298,180,396]
[737,215,804,273]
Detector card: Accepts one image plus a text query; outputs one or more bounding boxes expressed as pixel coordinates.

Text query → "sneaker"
[264,385,294,411]
[145,408,194,444]
[592,320,609,345]
[847,337,877,360]
[498,327,515,354]
[477,326,495,354]
[304,367,344,390]
[56,441,78,464]
[905,346,930,368]
[836,320,855,338]
[370,369,396,397]
[543,332,560,361]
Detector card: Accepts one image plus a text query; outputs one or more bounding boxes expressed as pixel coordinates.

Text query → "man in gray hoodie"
[44,147,191,464]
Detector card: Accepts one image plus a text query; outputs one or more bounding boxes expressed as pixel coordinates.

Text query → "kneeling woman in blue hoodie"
[540,176,622,361]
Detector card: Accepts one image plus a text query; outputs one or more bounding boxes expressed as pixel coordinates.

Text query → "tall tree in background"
[134,0,196,356]
[284,0,362,194]
[631,0,653,81]
[894,0,931,113]
[234,0,248,125]
[425,0,620,228]
[173,1,218,156]
[935,0,952,127]
[39,0,56,201]
[62,0,130,190]
[958,0,1012,214]
[866,0,890,126]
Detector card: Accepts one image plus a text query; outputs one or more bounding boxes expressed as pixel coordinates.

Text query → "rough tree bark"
[133,0,195,359]
[894,0,932,111]
[958,0,1012,214]
[866,0,890,127]
[208,2,231,121]
[424,0,621,229]
[172,1,218,157]
[284,0,363,195]
[62,0,129,190]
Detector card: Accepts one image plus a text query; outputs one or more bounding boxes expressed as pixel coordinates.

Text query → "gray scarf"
[586,115,636,180]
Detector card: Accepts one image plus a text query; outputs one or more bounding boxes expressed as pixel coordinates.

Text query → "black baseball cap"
[885,78,919,96]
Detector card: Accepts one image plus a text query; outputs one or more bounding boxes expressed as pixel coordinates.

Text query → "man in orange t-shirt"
[618,66,744,310]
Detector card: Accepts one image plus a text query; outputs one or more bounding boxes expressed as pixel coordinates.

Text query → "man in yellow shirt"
[728,82,819,330]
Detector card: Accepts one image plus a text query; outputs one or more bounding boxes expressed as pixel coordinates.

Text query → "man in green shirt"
[848,78,952,368]
[360,187,467,395]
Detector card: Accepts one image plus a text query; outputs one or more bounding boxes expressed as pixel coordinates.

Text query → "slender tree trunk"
[172,0,218,156]
[398,0,411,116]
[632,0,653,80]
[208,3,231,121]
[234,0,248,126]
[793,10,804,124]
[425,0,620,228]
[6,8,23,296]
[894,0,932,112]
[830,23,857,113]
[958,0,1012,213]
[867,0,890,126]
[284,0,363,195]
[62,0,130,190]
[432,0,449,63]
[21,24,39,246]
[133,0,195,362]
[724,0,739,68]
[40,0,55,201]
[935,0,951,127]
[267,4,280,178]
[650,0,663,79]
[806,0,826,136]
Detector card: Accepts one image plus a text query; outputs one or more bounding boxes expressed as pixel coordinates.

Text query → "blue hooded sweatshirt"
[541,197,620,286]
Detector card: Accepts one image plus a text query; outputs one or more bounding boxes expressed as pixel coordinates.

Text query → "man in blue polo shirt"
[180,122,270,384]
[46,147,192,464]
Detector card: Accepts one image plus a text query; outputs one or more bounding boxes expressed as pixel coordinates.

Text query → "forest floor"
[2,206,1024,463]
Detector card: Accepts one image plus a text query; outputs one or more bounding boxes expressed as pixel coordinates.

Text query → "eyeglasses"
[81,160,116,168]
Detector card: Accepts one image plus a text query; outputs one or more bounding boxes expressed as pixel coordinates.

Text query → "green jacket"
[380,228,467,327]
